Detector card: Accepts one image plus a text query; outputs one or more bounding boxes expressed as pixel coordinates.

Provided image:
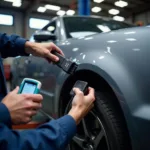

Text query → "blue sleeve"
[0,115,76,150]
[0,33,29,58]
[0,103,11,128]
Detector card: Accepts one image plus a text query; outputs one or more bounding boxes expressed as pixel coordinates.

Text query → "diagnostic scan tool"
[18,78,41,94]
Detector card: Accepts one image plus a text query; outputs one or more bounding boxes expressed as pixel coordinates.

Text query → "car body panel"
[11,16,150,149]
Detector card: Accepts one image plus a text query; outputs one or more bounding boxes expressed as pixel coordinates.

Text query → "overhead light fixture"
[113,16,125,22]
[91,7,101,13]
[37,7,46,13]
[66,10,75,15]
[45,4,60,11]
[108,9,120,15]
[93,0,104,3]
[4,0,22,7]
[57,10,66,16]
[13,2,21,7]
[4,0,13,2]
[115,0,128,7]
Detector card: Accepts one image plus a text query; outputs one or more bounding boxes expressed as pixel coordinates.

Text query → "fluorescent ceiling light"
[57,10,66,16]
[92,7,101,13]
[4,0,22,7]
[115,0,128,8]
[13,2,21,7]
[4,0,14,2]
[109,9,119,15]
[113,16,125,22]
[0,14,13,25]
[93,0,104,3]
[66,10,75,15]
[45,4,60,11]
[37,6,46,13]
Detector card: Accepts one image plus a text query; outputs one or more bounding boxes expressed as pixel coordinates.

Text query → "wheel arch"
[58,63,139,150]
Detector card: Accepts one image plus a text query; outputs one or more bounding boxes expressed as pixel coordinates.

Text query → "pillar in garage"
[78,0,91,15]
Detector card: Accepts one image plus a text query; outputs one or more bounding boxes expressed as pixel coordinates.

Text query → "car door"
[20,20,61,119]
[36,20,61,117]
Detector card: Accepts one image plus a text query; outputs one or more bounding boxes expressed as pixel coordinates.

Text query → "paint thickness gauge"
[18,78,41,94]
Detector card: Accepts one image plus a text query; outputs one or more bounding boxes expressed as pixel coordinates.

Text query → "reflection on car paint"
[107,40,117,43]
[124,31,136,35]
[72,48,79,52]
[126,38,137,41]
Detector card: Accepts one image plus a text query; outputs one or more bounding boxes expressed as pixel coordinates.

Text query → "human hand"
[68,87,95,125]
[1,87,43,125]
[25,41,64,63]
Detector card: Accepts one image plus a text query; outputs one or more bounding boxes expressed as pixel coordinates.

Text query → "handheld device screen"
[21,82,36,94]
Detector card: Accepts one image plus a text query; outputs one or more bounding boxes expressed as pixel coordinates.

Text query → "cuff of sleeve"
[57,115,76,142]
[0,103,12,128]
[15,38,29,56]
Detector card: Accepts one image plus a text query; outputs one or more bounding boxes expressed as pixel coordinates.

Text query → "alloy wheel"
[65,101,110,150]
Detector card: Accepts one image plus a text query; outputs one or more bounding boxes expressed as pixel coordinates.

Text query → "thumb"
[73,88,82,95]
[12,86,19,94]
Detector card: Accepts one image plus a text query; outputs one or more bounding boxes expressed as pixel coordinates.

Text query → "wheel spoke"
[82,118,90,137]
[72,136,84,148]
[93,130,105,149]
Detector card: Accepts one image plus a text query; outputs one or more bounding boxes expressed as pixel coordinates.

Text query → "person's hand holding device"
[2,86,43,125]
[25,42,64,63]
[68,87,95,125]
[2,41,64,125]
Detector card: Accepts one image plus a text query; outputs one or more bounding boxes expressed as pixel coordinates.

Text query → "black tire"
[66,91,132,150]
[94,92,131,150]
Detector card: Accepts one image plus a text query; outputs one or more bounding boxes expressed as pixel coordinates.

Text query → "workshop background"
[0,0,150,90]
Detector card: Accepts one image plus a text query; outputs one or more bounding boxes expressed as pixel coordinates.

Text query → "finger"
[73,88,83,95]
[50,43,64,56]
[26,94,43,103]
[85,87,95,101]
[12,86,19,94]
[46,52,59,62]
[31,110,38,116]
[31,102,42,110]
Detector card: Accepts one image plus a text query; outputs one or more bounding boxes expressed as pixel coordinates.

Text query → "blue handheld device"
[18,78,41,94]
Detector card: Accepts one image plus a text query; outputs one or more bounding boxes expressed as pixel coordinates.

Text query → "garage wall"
[0,8,23,36]
[0,8,51,39]
[134,11,150,25]
[0,8,51,64]
[26,13,51,39]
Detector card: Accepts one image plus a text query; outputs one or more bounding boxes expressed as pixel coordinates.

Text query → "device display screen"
[21,82,36,94]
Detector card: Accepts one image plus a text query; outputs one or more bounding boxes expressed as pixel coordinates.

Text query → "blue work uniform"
[0,33,76,150]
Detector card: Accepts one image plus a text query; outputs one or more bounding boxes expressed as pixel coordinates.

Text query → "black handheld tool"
[52,51,78,74]
[65,80,89,114]
[70,80,88,97]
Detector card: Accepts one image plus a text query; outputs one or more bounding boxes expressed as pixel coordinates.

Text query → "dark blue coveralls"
[0,33,76,150]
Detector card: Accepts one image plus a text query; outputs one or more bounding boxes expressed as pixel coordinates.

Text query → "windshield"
[64,17,134,38]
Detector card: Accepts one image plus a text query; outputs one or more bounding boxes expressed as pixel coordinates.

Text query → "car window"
[43,21,56,34]
[64,17,134,38]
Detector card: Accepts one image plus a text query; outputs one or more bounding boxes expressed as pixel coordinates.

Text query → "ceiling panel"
[0,0,149,19]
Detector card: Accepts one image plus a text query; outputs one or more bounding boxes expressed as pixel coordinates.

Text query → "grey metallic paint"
[12,17,150,150]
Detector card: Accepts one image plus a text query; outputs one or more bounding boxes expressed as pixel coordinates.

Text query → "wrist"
[25,41,34,54]
[68,107,83,125]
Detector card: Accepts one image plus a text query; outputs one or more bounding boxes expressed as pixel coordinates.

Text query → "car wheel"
[65,92,131,150]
